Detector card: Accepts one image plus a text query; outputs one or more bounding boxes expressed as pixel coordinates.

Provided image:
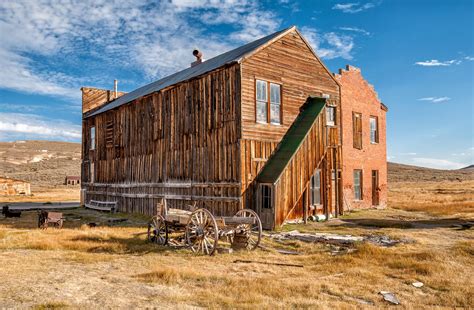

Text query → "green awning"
[257,97,326,184]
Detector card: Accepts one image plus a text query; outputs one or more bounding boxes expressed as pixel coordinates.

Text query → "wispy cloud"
[417,97,451,103]
[411,157,466,170]
[0,113,81,141]
[414,59,461,66]
[400,152,417,156]
[339,27,371,36]
[0,0,280,99]
[332,2,378,13]
[301,27,355,60]
[465,56,474,61]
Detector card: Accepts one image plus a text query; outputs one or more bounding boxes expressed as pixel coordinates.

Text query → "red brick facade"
[335,65,388,210]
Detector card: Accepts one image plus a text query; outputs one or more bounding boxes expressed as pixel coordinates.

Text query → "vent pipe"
[114,79,118,99]
[191,49,203,67]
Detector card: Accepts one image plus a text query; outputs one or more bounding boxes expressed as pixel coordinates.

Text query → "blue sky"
[0,0,472,169]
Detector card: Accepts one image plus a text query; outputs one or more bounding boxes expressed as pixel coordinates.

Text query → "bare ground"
[0,182,473,309]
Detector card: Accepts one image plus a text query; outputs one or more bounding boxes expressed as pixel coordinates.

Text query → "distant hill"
[0,140,81,189]
[460,164,474,172]
[388,162,474,183]
[1,141,472,188]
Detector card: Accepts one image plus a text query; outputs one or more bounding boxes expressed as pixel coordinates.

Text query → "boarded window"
[310,170,321,205]
[90,162,95,183]
[105,119,114,147]
[256,80,267,123]
[261,185,272,209]
[354,169,362,200]
[270,83,281,124]
[326,106,336,126]
[90,127,96,150]
[370,116,379,143]
[353,112,362,149]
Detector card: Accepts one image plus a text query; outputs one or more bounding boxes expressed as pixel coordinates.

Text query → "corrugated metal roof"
[257,97,326,184]
[85,27,293,118]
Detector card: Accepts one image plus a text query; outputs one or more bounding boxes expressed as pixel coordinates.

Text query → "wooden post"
[303,188,308,224]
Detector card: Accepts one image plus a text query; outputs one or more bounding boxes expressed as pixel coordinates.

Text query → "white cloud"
[401,152,417,156]
[0,113,81,141]
[0,0,280,98]
[411,157,466,170]
[417,97,451,103]
[414,59,461,66]
[339,27,370,36]
[465,56,474,61]
[301,27,354,60]
[332,2,378,13]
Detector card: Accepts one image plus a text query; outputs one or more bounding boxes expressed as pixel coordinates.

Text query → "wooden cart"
[38,211,64,229]
[147,199,262,255]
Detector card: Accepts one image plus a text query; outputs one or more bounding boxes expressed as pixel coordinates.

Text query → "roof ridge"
[85,26,294,118]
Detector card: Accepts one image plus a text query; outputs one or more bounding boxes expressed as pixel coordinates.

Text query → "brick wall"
[335,65,388,210]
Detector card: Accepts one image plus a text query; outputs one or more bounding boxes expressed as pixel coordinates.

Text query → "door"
[258,184,274,229]
[372,170,379,206]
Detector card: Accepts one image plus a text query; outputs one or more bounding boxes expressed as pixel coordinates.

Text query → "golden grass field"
[1,176,473,309]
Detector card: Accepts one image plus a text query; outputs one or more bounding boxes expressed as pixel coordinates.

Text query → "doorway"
[371,170,379,206]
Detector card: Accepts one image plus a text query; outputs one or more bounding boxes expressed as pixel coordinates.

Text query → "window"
[270,83,281,124]
[353,112,362,149]
[261,185,272,209]
[310,170,321,205]
[90,162,95,183]
[354,170,363,200]
[326,106,336,126]
[256,80,281,124]
[90,127,96,150]
[256,80,267,123]
[370,116,379,143]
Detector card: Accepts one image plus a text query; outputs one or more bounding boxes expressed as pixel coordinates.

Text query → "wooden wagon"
[147,199,262,255]
[38,211,64,229]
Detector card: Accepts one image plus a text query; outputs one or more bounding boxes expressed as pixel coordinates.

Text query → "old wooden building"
[81,26,343,229]
[0,177,31,196]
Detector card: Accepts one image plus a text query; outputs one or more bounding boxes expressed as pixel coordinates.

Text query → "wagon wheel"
[185,208,219,256]
[235,209,262,250]
[147,215,168,245]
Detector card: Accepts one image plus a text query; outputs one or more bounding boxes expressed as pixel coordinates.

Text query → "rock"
[379,291,400,305]
[412,281,424,288]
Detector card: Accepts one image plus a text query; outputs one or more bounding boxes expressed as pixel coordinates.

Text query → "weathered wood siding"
[240,29,341,212]
[82,64,241,216]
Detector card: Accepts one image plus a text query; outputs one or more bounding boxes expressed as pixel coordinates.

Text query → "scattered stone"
[271,230,364,245]
[379,291,400,305]
[412,281,424,288]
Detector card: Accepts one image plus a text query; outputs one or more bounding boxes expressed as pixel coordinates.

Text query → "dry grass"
[389,180,474,216]
[1,180,473,308]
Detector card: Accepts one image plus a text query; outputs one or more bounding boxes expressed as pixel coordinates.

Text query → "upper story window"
[90,126,96,150]
[370,116,379,144]
[256,79,281,125]
[326,106,336,126]
[353,112,362,150]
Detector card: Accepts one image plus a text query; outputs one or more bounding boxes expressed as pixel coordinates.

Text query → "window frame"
[90,126,96,150]
[255,79,282,125]
[310,169,322,206]
[370,116,379,144]
[261,184,273,210]
[353,169,363,201]
[352,112,362,150]
[326,105,336,127]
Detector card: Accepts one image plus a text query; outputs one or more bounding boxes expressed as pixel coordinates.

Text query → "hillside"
[0,140,81,189]
[1,141,472,187]
[388,162,474,183]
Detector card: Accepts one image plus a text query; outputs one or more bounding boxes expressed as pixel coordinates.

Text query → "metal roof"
[85,27,293,118]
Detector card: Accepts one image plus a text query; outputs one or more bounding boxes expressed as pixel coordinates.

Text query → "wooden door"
[372,170,379,206]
